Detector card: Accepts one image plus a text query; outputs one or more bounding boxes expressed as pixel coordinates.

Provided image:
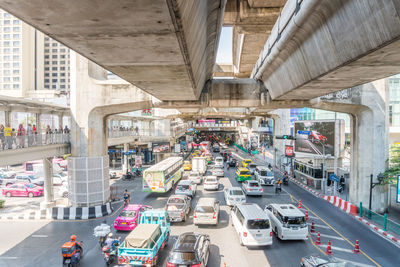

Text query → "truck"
[192,157,207,175]
[118,210,170,266]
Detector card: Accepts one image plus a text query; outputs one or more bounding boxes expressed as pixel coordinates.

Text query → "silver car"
[255,166,275,186]
[211,167,224,177]
[193,197,220,226]
[242,180,263,196]
[188,171,202,185]
[224,187,246,206]
[166,195,191,222]
[175,180,197,198]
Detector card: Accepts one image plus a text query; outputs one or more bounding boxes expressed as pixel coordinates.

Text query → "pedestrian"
[45,125,52,144]
[27,123,33,147]
[4,124,12,149]
[135,126,139,135]
[0,124,5,149]
[64,125,70,134]
[17,124,26,148]
[32,124,37,144]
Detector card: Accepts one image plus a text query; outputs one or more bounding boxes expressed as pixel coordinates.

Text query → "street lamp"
[369,173,384,211]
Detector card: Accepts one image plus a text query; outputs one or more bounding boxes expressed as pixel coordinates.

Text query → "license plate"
[65,259,71,264]
[131,261,142,265]
[256,234,262,237]
[121,222,126,225]
[292,227,298,230]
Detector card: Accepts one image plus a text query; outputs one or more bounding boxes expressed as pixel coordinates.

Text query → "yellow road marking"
[289,193,381,267]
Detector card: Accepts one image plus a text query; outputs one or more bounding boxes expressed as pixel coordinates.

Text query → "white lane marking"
[334,258,375,267]
[31,235,48,238]
[319,244,354,253]
[0,257,18,260]
[307,223,330,229]
[310,232,344,241]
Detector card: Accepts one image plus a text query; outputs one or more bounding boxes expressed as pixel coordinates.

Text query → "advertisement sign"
[174,144,181,153]
[152,142,170,153]
[294,120,344,156]
[141,108,153,116]
[135,156,142,166]
[198,119,215,124]
[285,145,294,157]
[397,175,400,203]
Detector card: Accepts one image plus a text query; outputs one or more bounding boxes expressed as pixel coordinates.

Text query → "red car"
[2,183,44,197]
[309,130,327,143]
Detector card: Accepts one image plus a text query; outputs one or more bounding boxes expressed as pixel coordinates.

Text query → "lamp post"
[315,139,326,194]
[369,173,384,211]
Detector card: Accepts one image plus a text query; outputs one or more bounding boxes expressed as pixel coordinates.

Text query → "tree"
[382,144,400,185]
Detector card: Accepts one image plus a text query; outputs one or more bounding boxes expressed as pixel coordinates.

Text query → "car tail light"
[212,212,216,219]
[166,262,175,267]
[260,188,264,192]
[180,212,183,218]
[270,231,273,237]
[190,264,201,267]
[243,232,247,237]
[193,211,197,218]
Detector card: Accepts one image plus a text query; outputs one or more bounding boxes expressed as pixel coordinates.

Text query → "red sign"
[285,145,294,157]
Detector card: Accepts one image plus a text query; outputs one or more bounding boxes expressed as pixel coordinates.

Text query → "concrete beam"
[253,0,400,100]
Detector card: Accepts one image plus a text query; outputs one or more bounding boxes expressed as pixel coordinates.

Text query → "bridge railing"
[0,133,70,151]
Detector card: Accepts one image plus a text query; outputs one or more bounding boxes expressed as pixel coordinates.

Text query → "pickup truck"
[118,210,170,266]
[165,195,191,222]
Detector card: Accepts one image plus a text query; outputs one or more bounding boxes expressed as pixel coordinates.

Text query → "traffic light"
[275,135,295,140]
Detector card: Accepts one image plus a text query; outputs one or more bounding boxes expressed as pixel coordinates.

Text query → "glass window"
[13,62,19,68]
[4,27,10,33]
[3,41,10,46]
[60,73,65,77]
[45,73,49,77]
[13,77,19,82]
[3,55,10,60]
[45,49,49,53]
[13,20,20,25]
[3,70,10,75]
[45,61,49,65]
[3,48,10,53]
[44,67,49,71]
[60,67,65,71]
[60,79,65,83]
[52,49,57,53]
[52,84,56,89]
[44,79,49,83]
[60,49,66,53]
[44,37,49,41]
[52,43,57,47]
[4,20,10,25]
[3,77,10,82]
[52,73,57,77]
[60,85,65,89]
[13,70,19,75]
[44,55,49,59]
[52,55,57,59]
[44,85,49,89]
[13,34,20,39]
[3,34,10,39]
[3,62,10,68]
[52,61,57,64]
[3,84,10,89]
[13,84,19,89]
[52,79,58,83]
[12,41,19,46]
[13,55,19,60]
[247,219,270,229]
[60,61,65,65]
[4,13,11,18]
[13,48,19,53]
[61,55,66,59]
[52,67,57,71]
[13,27,20,32]
[45,43,49,47]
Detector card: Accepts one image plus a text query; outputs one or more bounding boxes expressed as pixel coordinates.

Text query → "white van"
[214,156,224,168]
[254,166,275,186]
[231,203,272,246]
[264,204,308,240]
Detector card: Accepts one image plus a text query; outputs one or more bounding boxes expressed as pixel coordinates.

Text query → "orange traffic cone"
[353,240,360,253]
[305,210,309,221]
[326,240,333,255]
[298,200,302,209]
[310,220,316,233]
[315,231,321,245]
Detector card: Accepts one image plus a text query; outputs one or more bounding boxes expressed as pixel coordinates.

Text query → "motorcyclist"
[275,179,282,193]
[104,233,119,251]
[70,235,82,252]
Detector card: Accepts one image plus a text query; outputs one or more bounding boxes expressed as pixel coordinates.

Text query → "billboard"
[152,142,170,153]
[285,145,294,157]
[294,120,344,156]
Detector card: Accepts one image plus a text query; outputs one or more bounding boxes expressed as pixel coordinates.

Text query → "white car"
[242,180,263,196]
[188,171,202,184]
[224,187,246,206]
[214,156,224,168]
[53,174,68,186]
[211,167,224,177]
[203,176,219,191]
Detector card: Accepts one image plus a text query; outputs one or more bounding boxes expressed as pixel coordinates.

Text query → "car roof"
[236,203,268,220]
[197,197,217,206]
[227,186,242,191]
[247,180,259,184]
[205,176,217,180]
[244,159,252,162]
[256,166,270,171]
[178,180,192,185]
[238,168,249,171]
[124,204,144,211]
[174,232,200,251]
[268,204,304,217]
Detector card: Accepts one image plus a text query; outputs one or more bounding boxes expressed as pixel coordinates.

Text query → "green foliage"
[383,145,400,185]
[0,199,4,208]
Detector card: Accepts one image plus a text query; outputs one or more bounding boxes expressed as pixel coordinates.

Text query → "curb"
[0,202,113,221]
[278,168,400,247]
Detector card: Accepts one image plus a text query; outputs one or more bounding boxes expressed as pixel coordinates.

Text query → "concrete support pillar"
[40,157,55,210]
[4,110,10,126]
[58,114,63,129]
[270,109,290,169]
[123,143,129,173]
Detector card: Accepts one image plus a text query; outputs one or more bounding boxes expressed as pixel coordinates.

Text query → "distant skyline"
[216,27,232,64]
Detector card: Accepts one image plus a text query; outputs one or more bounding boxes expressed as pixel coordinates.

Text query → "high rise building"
[0,9,70,99]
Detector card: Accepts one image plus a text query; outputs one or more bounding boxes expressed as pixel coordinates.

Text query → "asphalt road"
[0,149,398,267]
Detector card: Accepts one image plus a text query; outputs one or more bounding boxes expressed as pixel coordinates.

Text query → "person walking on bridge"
[4,124,12,149]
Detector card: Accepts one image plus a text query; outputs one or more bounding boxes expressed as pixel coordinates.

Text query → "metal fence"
[360,203,400,235]
[0,133,70,151]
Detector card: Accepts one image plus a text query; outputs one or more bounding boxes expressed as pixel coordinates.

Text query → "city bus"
[142,157,183,193]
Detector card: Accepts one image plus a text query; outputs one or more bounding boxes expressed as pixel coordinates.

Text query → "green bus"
[142,157,183,193]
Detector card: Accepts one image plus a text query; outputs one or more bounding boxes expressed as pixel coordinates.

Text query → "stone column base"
[68,155,110,207]
[40,201,56,210]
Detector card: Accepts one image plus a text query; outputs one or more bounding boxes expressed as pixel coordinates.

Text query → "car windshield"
[240,171,250,175]
[260,170,273,176]
[230,190,244,196]
[248,182,259,187]
[168,198,185,204]
[283,216,306,225]
[247,219,270,229]
[119,210,137,217]
[206,178,216,183]
[190,172,199,177]
[196,206,214,213]
[249,164,257,169]
[177,184,190,190]
[25,184,35,188]
[170,252,196,262]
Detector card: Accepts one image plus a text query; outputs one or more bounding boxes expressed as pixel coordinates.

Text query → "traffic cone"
[353,240,360,254]
[315,231,321,245]
[298,200,302,209]
[310,220,316,233]
[326,240,333,255]
[305,210,309,221]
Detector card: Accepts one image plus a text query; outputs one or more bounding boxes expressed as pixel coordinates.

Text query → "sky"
[216,27,233,64]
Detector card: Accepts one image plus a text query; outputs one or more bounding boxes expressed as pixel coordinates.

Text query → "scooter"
[275,182,282,193]
[122,172,133,180]
[102,238,120,266]
[283,177,289,186]
[93,223,111,248]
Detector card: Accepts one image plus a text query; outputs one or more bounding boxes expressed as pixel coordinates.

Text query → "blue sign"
[187,128,195,132]
[397,175,400,203]
[297,130,311,135]
[329,174,339,183]
[108,150,117,153]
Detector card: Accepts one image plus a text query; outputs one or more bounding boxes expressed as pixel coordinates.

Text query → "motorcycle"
[93,223,111,248]
[62,241,83,267]
[275,182,282,193]
[283,177,289,185]
[102,238,120,266]
[122,172,133,180]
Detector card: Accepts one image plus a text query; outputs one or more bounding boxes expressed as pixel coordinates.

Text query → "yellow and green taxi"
[235,167,252,182]
[241,159,252,168]
[184,160,192,171]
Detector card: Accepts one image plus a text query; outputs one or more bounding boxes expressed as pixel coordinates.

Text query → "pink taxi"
[2,183,43,197]
[113,204,152,231]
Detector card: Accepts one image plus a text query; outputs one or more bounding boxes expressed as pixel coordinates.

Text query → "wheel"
[183,213,187,222]
[6,192,11,197]
[28,192,34,198]
[152,255,158,266]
